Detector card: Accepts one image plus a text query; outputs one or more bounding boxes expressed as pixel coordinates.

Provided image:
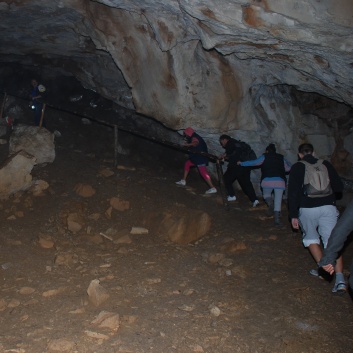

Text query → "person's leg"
[198,165,217,194]
[237,167,258,203]
[183,160,194,180]
[273,189,284,212]
[263,188,274,216]
[308,244,323,263]
[34,105,41,126]
[198,166,216,190]
[223,167,237,197]
[176,160,194,185]
[299,207,322,266]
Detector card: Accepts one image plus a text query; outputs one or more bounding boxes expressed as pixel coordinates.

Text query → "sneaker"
[205,187,217,194]
[332,282,347,295]
[309,268,332,281]
[252,200,260,207]
[309,269,320,277]
[227,195,236,202]
[175,179,186,186]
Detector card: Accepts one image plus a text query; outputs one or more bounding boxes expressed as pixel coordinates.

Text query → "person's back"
[187,132,208,166]
[288,143,346,294]
[240,143,291,223]
[261,151,286,181]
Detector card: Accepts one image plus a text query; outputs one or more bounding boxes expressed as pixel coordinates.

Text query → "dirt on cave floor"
[0,107,352,353]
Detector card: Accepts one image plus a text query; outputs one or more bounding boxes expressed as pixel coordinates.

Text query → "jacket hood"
[184,127,194,137]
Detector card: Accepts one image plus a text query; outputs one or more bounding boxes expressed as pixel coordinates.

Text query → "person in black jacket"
[239,143,291,225]
[219,134,259,207]
[288,143,346,294]
[175,127,217,194]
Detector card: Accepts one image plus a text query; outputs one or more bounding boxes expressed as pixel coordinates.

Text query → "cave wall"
[0,0,352,173]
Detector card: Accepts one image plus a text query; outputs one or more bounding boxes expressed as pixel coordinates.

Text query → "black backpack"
[234,140,257,161]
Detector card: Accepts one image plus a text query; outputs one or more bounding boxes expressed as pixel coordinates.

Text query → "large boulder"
[158,210,212,245]
[0,150,36,199]
[9,125,55,164]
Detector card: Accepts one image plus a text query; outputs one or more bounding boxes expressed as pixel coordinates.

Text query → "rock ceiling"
[0,0,352,161]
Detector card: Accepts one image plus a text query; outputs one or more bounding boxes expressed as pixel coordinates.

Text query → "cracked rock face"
[0,0,352,167]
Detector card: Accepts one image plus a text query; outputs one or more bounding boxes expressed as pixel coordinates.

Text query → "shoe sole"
[332,283,347,295]
[332,288,347,295]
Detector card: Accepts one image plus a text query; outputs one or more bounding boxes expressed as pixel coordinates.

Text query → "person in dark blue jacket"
[175,127,217,194]
[239,143,291,225]
[29,78,46,127]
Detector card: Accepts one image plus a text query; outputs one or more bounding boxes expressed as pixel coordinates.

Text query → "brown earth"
[0,107,352,353]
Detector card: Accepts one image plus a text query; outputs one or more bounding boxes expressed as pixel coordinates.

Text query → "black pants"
[223,165,257,202]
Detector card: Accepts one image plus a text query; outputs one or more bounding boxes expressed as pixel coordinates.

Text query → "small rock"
[38,235,55,249]
[145,278,161,285]
[69,307,85,314]
[222,240,247,253]
[47,338,75,352]
[0,299,7,311]
[19,287,35,295]
[105,206,112,219]
[15,210,24,217]
[110,197,130,211]
[99,168,114,177]
[178,304,195,312]
[209,304,221,317]
[114,234,132,244]
[42,287,66,297]
[117,165,136,171]
[218,258,234,267]
[87,279,110,307]
[31,179,49,196]
[54,253,78,266]
[7,299,21,308]
[183,289,196,296]
[88,213,100,221]
[84,330,110,340]
[91,310,120,331]
[67,212,84,233]
[208,253,225,264]
[130,227,149,235]
[74,183,96,197]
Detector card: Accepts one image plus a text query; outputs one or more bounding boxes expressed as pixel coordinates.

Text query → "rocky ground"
[0,107,352,353]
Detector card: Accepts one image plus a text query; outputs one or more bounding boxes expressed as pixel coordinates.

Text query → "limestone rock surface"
[0,1,352,170]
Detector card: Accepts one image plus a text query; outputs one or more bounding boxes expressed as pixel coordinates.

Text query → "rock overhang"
[0,0,352,166]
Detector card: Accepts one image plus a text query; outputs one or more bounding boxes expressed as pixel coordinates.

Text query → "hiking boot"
[227,195,236,202]
[252,200,260,207]
[205,187,217,194]
[175,179,186,186]
[332,282,347,295]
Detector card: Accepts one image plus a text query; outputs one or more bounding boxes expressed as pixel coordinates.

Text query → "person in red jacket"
[175,127,217,194]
